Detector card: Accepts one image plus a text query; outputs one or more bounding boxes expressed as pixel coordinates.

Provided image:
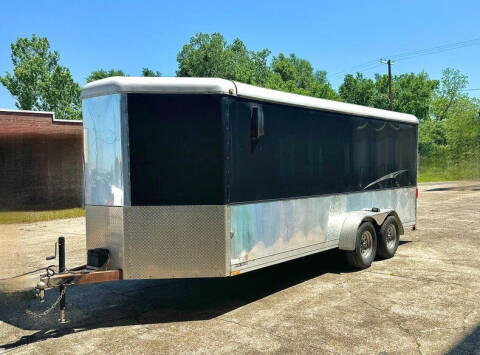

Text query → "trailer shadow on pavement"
[425,183,480,192]
[449,325,480,354]
[0,247,374,350]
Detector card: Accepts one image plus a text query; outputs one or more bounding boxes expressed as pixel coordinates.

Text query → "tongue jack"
[58,236,67,323]
[31,236,122,323]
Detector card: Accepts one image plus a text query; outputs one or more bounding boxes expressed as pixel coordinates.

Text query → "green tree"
[419,69,469,164]
[269,53,338,99]
[339,73,376,106]
[418,119,447,156]
[374,72,438,121]
[176,33,230,78]
[176,33,271,86]
[269,53,314,94]
[431,68,468,121]
[0,34,81,120]
[142,68,162,77]
[289,54,315,90]
[177,33,337,100]
[271,54,299,85]
[416,69,479,180]
[224,38,271,86]
[445,97,480,165]
[340,71,437,120]
[311,70,339,100]
[86,69,126,83]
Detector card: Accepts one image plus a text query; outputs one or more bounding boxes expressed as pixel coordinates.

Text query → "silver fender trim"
[338,209,404,251]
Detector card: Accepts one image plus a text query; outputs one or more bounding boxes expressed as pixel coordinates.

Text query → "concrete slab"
[1,181,479,354]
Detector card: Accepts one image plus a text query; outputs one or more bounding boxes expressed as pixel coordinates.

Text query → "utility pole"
[380,59,394,110]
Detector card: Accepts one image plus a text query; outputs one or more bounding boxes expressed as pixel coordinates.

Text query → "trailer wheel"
[377,216,400,259]
[346,222,377,269]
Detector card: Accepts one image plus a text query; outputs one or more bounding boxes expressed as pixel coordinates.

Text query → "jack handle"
[46,242,58,261]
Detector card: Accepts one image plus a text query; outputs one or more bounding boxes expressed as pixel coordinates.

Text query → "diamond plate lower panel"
[123,206,228,279]
[86,205,229,279]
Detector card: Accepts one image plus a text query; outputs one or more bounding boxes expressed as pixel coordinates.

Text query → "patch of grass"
[0,208,85,224]
[418,163,480,183]
[418,169,457,183]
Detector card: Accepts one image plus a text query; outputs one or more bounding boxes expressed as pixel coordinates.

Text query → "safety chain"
[25,287,65,319]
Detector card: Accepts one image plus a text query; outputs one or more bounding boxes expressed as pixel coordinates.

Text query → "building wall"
[0,110,83,211]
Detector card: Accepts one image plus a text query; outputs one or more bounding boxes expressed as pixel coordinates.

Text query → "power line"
[332,36,480,79]
[390,37,480,62]
[332,60,379,75]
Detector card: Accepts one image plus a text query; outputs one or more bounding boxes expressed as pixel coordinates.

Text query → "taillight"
[416,188,418,199]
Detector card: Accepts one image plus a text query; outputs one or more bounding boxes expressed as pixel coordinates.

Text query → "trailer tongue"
[32,236,121,323]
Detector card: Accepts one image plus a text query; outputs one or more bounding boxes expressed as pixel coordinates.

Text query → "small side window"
[251,106,264,140]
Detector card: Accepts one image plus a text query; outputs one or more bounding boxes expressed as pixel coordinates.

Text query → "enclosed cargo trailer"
[30,77,418,322]
[79,77,417,278]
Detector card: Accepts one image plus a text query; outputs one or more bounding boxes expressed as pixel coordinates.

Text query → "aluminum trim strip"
[227,185,418,206]
[120,94,131,206]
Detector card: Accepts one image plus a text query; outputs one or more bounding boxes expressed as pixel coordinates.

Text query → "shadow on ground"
[1,248,356,350]
[449,325,480,354]
[425,184,480,192]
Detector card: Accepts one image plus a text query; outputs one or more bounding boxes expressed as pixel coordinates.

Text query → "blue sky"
[1,0,479,109]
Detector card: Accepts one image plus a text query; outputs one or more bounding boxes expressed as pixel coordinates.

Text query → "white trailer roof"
[82,77,418,124]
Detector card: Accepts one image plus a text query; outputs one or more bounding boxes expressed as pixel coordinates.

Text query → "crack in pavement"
[217,317,338,354]
[365,270,477,293]
[336,280,424,355]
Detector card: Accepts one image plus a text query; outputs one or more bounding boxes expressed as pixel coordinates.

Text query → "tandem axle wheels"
[346,216,401,269]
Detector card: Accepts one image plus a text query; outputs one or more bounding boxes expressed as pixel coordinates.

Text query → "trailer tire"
[346,222,377,269]
[377,216,400,259]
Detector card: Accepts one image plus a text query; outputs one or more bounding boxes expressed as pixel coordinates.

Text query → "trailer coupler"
[32,236,122,323]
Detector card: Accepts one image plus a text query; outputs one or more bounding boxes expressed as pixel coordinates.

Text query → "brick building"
[0,109,83,211]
